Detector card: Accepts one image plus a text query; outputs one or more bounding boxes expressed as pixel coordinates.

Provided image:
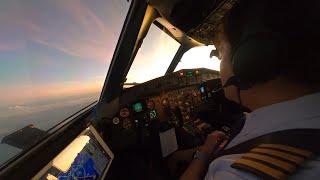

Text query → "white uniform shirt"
[205,92,320,180]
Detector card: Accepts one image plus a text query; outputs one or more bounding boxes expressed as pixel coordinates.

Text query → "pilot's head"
[216,0,320,110]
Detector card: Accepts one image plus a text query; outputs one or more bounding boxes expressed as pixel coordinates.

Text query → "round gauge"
[123,118,132,129]
[119,108,130,118]
[147,100,155,110]
[112,117,120,125]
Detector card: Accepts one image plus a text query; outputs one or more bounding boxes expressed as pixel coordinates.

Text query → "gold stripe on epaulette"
[258,144,313,158]
[251,148,305,164]
[242,153,296,173]
[233,158,288,179]
[232,144,315,179]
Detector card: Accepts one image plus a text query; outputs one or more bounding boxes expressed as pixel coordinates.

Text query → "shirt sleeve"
[210,171,247,180]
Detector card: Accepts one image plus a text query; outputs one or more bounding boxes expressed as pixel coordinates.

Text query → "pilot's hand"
[198,131,229,155]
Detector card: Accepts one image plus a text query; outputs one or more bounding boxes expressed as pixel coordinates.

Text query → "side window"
[0,0,131,165]
[175,45,220,72]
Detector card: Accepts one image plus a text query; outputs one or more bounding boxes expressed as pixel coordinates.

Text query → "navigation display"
[33,126,114,180]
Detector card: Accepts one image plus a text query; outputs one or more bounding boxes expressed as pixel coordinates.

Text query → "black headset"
[208,1,289,110]
[221,1,289,90]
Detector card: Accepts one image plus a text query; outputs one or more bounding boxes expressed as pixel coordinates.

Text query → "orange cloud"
[0,77,104,105]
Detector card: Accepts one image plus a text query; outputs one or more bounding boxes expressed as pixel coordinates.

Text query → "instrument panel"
[150,86,202,125]
[112,100,159,129]
[107,69,222,150]
[111,85,204,129]
[112,68,220,129]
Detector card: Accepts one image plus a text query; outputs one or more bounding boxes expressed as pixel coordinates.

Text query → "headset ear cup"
[232,37,287,85]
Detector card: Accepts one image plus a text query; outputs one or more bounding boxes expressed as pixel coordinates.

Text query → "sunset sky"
[0,0,130,105]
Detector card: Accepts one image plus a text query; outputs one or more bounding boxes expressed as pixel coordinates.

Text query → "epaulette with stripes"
[231,144,314,179]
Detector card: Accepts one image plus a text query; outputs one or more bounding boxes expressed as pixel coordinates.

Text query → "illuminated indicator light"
[150,110,157,119]
[196,70,199,74]
[179,72,184,76]
[200,87,205,93]
[186,71,193,77]
[133,103,143,113]
[162,99,167,105]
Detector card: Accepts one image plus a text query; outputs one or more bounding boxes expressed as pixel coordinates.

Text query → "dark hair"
[223,0,320,88]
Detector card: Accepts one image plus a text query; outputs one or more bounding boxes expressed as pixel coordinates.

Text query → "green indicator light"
[133,103,143,112]
[186,71,193,77]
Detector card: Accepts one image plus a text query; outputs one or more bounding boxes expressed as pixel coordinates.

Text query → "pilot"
[181,0,320,179]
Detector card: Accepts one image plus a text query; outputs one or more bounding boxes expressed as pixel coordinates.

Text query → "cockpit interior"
[0,0,249,179]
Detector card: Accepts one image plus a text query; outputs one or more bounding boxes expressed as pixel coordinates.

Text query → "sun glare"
[175,45,220,72]
[126,24,180,84]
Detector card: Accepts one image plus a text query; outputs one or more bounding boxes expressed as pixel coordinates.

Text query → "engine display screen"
[132,102,143,113]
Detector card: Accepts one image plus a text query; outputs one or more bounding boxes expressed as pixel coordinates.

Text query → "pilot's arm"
[180,131,228,180]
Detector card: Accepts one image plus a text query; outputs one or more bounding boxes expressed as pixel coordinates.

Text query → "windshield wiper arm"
[123,82,140,86]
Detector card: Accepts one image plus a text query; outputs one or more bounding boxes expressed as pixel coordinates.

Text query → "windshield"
[0,0,131,165]
[175,45,221,72]
[125,23,181,85]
